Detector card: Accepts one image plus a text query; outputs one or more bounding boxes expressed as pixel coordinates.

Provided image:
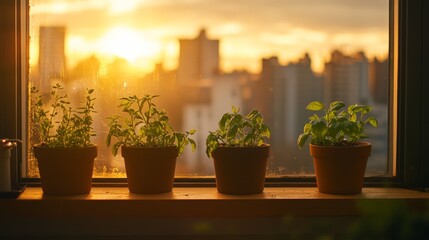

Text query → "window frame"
[396,0,429,189]
[1,0,427,189]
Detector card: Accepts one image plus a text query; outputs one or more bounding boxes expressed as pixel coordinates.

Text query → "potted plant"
[31,84,97,195]
[206,106,270,195]
[106,94,196,194]
[297,101,378,194]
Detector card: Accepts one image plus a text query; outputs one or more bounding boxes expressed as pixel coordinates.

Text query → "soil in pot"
[33,145,97,195]
[121,146,178,194]
[212,144,270,195]
[310,142,371,194]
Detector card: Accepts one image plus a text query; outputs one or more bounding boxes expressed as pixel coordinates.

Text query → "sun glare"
[97,27,162,65]
[107,0,142,15]
[29,0,388,76]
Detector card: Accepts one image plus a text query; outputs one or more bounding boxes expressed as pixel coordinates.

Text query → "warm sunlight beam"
[97,27,162,64]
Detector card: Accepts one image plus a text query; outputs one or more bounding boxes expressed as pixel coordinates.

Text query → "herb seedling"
[206,106,270,158]
[297,101,378,148]
[106,94,196,156]
[31,83,96,148]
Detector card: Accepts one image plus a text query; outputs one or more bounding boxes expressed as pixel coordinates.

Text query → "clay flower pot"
[310,142,371,194]
[33,145,97,195]
[121,146,178,194]
[212,144,270,195]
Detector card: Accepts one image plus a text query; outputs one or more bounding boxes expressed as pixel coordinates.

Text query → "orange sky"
[29,0,389,74]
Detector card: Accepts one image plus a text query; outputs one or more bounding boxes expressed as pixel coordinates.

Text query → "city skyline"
[30,26,389,177]
[28,1,390,177]
[30,0,389,74]
[32,26,389,80]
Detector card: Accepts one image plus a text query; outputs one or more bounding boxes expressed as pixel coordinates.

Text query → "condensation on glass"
[26,0,390,178]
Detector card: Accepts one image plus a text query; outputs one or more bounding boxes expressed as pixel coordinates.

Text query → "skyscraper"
[324,50,369,105]
[174,29,249,175]
[177,29,219,84]
[37,26,66,93]
[369,57,389,104]
[267,54,323,174]
[179,74,243,175]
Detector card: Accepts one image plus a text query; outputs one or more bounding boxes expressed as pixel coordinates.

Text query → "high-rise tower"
[369,57,389,104]
[177,29,219,84]
[37,26,66,93]
[324,50,369,105]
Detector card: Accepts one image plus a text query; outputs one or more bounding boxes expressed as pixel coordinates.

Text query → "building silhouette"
[179,73,243,175]
[37,26,66,93]
[368,57,389,175]
[324,50,369,105]
[252,54,323,174]
[369,57,389,104]
[177,29,219,84]
[324,51,388,176]
[275,53,323,174]
[174,29,249,175]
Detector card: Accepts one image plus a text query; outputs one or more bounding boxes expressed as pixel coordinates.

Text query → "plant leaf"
[297,133,310,149]
[312,121,327,137]
[350,113,357,122]
[232,105,240,114]
[329,101,345,112]
[219,113,230,131]
[306,101,324,111]
[189,138,197,151]
[106,133,112,147]
[367,117,378,127]
[227,124,239,140]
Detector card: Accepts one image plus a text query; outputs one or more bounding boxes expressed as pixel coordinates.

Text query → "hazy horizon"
[30,0,389,75]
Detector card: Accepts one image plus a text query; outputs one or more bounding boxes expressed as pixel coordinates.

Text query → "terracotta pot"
[121,146,178,194]
[33,145,97,195]
[212,144,270,195]
[310,142,371,194]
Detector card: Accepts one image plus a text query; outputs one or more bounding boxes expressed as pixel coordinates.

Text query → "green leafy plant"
[106,94,196,156]
[206,106,270,158]
[297,101,378,148]
[31,83,96,148]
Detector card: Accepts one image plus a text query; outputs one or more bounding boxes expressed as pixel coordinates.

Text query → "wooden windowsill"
[1,187,428,238]
[2,187,429,218]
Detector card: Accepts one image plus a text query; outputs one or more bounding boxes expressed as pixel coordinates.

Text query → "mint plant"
[31,83,96,148]
[206,106,270,158]
[297,101,378,148]
[106,94,196,156]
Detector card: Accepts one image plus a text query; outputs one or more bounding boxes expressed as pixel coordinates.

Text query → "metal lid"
[0,139,20,150]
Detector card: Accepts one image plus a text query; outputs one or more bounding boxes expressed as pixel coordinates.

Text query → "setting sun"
[97,27,162,64]
[29,0,389,74]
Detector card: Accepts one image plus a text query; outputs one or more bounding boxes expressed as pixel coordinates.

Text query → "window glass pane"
[27,0,390,178]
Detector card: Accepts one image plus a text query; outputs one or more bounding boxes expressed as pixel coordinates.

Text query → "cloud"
[32,0,388,37]
[136,0,388,32]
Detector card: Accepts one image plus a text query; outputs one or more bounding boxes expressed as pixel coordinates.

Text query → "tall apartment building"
[174,29,250,175]
[369,57,389,104]
[324,51,388,175]
[37,26,66,93]
[177,29,219,84]
[246,57,278,130]
[324,50,369,105]
[265,54,323,174]
[179,74,243,175]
